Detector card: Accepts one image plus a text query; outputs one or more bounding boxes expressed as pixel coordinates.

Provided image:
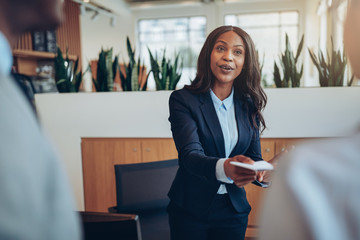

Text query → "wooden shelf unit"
[13,49,77,61]
[12,0,81,76]
[13,49,78,76]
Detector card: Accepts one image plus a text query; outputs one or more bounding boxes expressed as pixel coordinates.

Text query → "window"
[225,11,300,87]
[333,1,354,85]
[332,0,348,49]
[138,16,207,90]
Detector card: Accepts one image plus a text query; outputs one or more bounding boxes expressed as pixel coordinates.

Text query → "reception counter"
[35,87,360,211]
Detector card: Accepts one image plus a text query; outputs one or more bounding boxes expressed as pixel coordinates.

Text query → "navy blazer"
[168,88,263,218]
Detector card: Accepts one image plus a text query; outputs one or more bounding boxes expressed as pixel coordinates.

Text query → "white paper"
[230,160,274,171]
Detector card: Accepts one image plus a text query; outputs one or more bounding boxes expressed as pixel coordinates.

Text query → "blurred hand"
[261,150,288,182]
[224,155,257,188]
[257,171,265,182]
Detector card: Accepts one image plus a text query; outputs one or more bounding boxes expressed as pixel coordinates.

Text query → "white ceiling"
[90,0,214,13]
[87,0,225,15]
[125,0,203,2]
[90,0,131,15]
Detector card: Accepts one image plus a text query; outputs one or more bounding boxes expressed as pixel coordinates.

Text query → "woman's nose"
[222,51,233,61]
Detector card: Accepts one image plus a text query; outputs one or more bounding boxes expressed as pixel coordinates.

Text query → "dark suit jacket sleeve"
[169,91,219,182]
[244,123,263,161]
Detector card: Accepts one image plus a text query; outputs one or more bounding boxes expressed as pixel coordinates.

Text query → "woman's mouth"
[219,64,234,71]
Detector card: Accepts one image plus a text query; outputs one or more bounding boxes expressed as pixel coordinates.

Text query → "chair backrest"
[79,211,142,240]
[114,159,178,213]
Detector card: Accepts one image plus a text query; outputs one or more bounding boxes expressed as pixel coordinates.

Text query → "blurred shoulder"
[289,134,360,169]
[274,134,360,196]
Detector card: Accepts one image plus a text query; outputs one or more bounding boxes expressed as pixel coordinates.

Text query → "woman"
[167,25,268,240]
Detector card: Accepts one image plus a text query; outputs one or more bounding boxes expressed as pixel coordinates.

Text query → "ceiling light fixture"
[72,0,117,26]
[110,16,117,27]
[91,11,99,21]
[80,4,86,16]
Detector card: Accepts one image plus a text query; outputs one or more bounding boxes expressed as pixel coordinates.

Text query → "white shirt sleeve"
[216,158,234,184]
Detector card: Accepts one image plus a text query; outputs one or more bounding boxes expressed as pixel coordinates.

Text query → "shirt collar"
[0,31,13,76]
[210,88,234,111]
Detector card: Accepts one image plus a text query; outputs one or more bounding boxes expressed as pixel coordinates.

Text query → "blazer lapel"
[199,92,225,157]
[230,95,252,157]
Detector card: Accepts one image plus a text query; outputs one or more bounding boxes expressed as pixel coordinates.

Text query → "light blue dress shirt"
[210,88,238,194]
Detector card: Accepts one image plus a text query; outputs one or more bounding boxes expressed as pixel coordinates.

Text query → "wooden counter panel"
[81,138,177,212]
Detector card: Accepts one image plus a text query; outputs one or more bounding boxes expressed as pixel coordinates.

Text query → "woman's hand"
[224,155,257,188]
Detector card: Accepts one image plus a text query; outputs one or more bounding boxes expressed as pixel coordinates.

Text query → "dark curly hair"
[185,25,267,132]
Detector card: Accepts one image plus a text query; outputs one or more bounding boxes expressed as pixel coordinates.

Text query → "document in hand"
[230,160,274,171]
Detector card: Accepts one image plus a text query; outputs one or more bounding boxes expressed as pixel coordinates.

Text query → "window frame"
[224,10,301,86]
[136,15,208,89]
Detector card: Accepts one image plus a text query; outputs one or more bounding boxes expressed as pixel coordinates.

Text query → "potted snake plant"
[274,34,304,88]
[308,38,354,87]
[148,48,182,91]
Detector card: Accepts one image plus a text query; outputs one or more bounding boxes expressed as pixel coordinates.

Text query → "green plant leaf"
[74,71,82,92]
[295,35,304,62]
[119,64,126,91]
[104,48,114,91]
[112,55,119,82]
[142,72,150,91]
[73,58,79,77]
[54,47,67,87]
[148,48,183,90]
[348,74,355,86]
[126,36,135,66]
[170,52,182,90]
[54,47,83,92]
[308,36,348,87]
[96,49,107,91]
[131,63,139,91]
[274,62,282,88]
[148,48,162,90]
[126,63,132,91]
[92,77,99,91]
[275,34,304,88]
[161,49,168,90]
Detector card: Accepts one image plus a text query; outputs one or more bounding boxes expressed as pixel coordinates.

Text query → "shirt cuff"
[216,158,234,184]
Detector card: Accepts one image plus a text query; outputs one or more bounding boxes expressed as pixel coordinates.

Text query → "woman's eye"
[216,46,225,51]
[234,50,242,55]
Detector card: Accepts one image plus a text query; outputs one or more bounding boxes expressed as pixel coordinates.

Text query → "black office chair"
[112,159,178,240]
[79,211,142,240]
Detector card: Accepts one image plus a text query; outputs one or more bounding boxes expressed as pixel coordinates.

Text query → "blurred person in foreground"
[258,1,360,239]
[0,0,81,239]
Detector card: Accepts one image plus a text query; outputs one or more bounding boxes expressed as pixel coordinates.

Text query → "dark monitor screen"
[80,211,141,240]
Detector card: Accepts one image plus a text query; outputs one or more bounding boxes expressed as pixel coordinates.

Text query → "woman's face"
[210,31,246,87]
